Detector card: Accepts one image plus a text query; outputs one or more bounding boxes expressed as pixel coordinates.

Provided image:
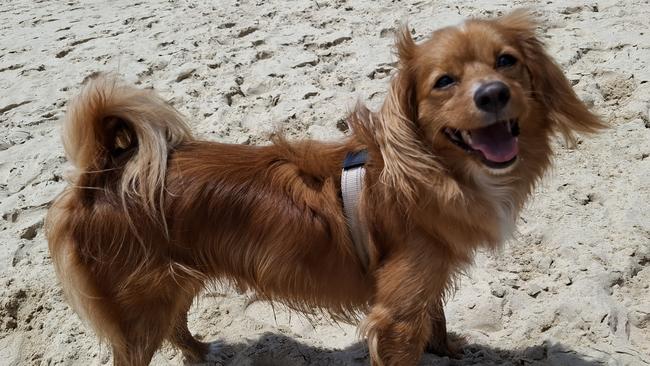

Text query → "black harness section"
[342,149,368,170]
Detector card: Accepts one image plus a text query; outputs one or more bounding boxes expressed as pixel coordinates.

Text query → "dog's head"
[377,10,605,182]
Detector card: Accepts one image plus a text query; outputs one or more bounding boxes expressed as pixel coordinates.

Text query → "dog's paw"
[445,334,467,359]
[426,333,467,359]
[184,342,228,366]
[203,342,226,364]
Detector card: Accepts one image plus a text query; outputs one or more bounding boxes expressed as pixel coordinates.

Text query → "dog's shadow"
[186,332,605,366]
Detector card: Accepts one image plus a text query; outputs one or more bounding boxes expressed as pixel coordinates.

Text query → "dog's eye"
[433,75,456,89]
[496,54,517,68]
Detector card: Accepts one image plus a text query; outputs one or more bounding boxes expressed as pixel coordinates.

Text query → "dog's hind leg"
[169,308,210,362]
[110,296,181,366]
[111,321,166,366]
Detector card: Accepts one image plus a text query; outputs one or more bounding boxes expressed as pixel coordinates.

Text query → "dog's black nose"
[473,81,510,113]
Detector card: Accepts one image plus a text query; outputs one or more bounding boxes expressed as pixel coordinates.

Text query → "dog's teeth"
[461,130,472,144]
[445,128,459,142]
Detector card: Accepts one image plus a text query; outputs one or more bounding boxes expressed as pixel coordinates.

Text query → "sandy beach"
[0,0,649,365]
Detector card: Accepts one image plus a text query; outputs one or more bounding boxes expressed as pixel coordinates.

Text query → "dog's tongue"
[468,123,518,163]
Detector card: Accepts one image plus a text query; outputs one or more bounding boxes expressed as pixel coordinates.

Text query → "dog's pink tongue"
[468,123,518,163]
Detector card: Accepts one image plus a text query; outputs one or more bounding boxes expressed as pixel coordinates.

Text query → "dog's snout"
[474,81,510,113]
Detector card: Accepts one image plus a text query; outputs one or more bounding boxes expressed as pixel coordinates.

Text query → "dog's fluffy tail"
[48,75,192,356]
[63,74,192,224]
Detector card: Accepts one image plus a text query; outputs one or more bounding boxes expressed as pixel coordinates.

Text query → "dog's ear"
[498,10,606,145]
[392,26,419,124]
[396,26,417,65]
[366,27,452,205]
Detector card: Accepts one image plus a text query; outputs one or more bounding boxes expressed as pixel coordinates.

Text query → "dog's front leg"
[362,250,449,366]
[425,299,465,358]
[426,299,449,356]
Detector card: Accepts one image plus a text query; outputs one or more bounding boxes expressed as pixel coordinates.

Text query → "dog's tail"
[63,74,192,225]
[48,75,192,357]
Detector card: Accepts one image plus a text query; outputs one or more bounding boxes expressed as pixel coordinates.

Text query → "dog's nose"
[473,81,510,113]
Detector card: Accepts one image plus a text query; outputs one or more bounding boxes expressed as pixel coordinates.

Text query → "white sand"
[1,1,649,365]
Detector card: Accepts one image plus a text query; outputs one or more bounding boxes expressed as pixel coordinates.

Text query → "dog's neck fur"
[348,106,550,269]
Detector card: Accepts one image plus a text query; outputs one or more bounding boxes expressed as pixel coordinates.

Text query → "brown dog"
[47,10,604,366]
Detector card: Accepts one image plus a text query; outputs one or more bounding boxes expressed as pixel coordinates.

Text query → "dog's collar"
[341,150,370,269]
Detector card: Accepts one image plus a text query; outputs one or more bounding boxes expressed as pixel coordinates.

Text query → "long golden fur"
[47,11,604,366]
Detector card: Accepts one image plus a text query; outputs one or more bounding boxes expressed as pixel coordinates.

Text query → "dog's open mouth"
[444,119,520,169]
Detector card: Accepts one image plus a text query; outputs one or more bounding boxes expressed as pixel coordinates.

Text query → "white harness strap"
[341,151,370,269]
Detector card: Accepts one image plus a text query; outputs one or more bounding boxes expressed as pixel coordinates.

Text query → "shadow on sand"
[186,332,606,366]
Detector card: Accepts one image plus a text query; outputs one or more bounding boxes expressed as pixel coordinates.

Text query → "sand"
[0,0,649,365]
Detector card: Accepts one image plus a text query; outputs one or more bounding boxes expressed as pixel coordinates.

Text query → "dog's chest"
[471,173,519,245]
